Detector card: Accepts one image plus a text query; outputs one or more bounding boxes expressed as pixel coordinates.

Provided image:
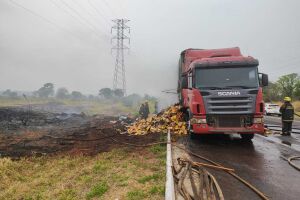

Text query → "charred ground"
[0,105,164,158]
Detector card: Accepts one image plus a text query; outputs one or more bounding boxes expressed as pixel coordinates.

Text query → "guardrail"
[165,130,175,200]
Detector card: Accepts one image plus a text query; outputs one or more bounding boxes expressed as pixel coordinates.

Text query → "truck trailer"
[178,47,268,140]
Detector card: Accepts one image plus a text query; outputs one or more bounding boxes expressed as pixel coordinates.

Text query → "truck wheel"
[240,134,254,141]
[190,132,197,140]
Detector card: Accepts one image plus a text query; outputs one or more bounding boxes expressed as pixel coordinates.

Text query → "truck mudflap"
[191,123,264,134]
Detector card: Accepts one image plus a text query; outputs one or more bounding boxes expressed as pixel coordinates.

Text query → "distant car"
[265,103,281,116]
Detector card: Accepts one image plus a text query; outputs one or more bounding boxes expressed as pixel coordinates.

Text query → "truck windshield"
[195,66,259,89]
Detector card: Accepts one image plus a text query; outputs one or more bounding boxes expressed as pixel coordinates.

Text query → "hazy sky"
[1,0,300,96]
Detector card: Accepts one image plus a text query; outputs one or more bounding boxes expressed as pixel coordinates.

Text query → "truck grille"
[206,96,253,114]
[207,115,253,128]
[217,115,241,127]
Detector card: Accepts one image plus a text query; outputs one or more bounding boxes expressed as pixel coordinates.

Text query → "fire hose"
[173,158,225,200]
[172,143,270,200]
[265,113,300,171]
[288,156,300,171]
[281,155,300,171]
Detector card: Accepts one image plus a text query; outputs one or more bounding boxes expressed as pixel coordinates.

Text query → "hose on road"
[288,156,300,171]
[264,124,300,134]
[172,143,270,200]
[173,158,225,200]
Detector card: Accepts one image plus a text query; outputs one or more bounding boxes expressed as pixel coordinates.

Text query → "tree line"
[263,73,300,102]
[0,83,87,100]
[0,83,157,108]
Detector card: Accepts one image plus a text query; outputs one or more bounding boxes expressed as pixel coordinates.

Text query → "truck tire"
[240,134,254,141]
[190,132,197,140]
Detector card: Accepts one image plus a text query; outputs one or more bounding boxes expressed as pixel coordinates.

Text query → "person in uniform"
[139,103,145,119]
[279,97,294,136]
[143,102,150,119]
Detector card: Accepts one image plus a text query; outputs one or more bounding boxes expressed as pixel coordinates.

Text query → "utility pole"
[111,19,130,96]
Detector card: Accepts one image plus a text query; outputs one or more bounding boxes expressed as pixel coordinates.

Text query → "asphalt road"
[265,115,300,128]
[174,134,300,200]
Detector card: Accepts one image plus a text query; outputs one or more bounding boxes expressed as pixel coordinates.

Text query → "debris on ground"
[127,105,187,135]
[173,158,224,200]
[0,107,162,158]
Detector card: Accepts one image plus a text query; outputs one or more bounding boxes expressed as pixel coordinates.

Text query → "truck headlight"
[190,118,206,124]
[253,118,264,124]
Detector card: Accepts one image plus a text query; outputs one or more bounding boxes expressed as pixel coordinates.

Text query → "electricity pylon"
[111,19,130,96]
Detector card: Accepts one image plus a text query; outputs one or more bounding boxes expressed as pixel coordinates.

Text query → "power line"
[87,0,111,27]
[60,0,106,38]
[111,19,130,95]
[102,0,117,16]
[49,0,94,33]
[72,0,111,34]
[7,0,85,42]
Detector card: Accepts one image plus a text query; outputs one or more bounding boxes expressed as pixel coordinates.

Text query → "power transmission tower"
[111,19,130,96]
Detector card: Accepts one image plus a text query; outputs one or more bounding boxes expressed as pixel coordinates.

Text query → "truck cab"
[178,47,268,140]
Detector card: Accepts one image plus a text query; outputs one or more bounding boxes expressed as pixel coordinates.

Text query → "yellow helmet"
[284,97,291,102]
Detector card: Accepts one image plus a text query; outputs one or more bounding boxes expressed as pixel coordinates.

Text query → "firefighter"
[144,101,150,119]
[139,103,145,119]
[279,97,294,136]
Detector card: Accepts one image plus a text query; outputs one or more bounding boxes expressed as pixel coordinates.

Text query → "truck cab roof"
[180,47,258,72]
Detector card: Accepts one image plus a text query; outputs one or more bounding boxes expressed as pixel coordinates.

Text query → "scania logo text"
[217,91,241,96]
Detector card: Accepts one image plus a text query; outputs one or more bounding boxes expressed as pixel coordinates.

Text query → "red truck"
[178,47,268,140]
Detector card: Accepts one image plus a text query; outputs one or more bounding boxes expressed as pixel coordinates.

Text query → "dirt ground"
[0,106,165,158]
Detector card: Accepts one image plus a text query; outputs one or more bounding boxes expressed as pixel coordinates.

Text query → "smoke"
[1,0,300,99]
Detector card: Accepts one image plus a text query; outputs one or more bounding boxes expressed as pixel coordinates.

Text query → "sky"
[1,0,300,96]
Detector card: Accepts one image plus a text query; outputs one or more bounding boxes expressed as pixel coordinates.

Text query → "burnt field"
[0,105,162,158]
[0,103,166,200]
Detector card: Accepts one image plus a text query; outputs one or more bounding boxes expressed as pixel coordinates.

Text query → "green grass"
[0,147,165,200]
[0,96,159,117]
[59,189,77,200]
[138,173,161,184]
[92,160,109,173]
[126,189,146,200]
[148,186,165,196]
[0,97,137,116]
[86,182,109,199]
[149,144,167,161]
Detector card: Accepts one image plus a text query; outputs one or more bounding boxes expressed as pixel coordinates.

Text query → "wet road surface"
[265,116,300,151]
[265,115,300,128]
[174,134,300,200]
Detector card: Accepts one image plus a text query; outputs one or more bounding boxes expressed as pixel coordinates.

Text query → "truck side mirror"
[261,73,268,87]
[259,73,268,87]
[181,76,188,89]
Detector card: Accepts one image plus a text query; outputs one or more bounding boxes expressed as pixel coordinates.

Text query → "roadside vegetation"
[0,82,157,116]
[0,145,166,200]
[263,73,300,115]
[263,73,300,102]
